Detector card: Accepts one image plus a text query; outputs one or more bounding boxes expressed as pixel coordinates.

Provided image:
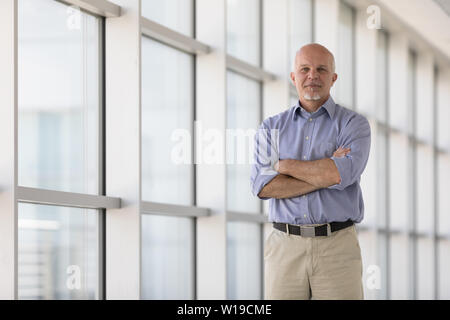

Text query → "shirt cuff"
[251,169,279,200]
[328,156,352,190]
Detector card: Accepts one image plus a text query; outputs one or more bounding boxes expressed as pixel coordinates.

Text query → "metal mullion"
[227,211,268,223]
[99,15,106,301]
[226,55,276,82]
[57,0,121,18]
[433,65,439,300]
[141,201,209,218]
[141,17,210,55]
[17,186,121,210]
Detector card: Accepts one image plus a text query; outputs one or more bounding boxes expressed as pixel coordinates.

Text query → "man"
[250,43,371,300]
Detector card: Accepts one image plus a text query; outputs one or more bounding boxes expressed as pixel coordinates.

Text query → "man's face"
[290,47,337,103]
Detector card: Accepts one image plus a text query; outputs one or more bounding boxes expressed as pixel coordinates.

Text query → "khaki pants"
[264,224,363,300]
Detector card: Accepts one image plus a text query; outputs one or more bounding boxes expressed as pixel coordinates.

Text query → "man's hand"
[332,146,351,158]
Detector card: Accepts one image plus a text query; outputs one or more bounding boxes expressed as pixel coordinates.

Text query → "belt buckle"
[300,226,315,237]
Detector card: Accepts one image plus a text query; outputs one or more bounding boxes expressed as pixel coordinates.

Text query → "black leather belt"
[273,219,354,237]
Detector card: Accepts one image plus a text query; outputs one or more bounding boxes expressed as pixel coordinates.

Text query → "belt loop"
[326,223,331,236]
[286,223,289,236]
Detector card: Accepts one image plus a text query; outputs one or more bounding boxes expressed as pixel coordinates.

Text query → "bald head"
[290,43,338,110]
[293,43,336,73]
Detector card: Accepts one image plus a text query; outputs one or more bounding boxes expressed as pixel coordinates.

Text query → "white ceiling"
[378,0,450,61]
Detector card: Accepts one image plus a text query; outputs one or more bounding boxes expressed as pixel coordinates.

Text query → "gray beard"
[303,93,321,101]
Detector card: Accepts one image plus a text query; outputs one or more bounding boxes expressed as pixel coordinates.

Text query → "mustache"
[303,83,322,88]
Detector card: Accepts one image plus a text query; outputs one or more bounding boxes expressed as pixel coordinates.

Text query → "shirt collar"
[292,96,336,121]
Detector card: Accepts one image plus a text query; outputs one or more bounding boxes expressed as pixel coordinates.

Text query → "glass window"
[141,0,194,37]
[141,37,194,206]
[358,230,379,300]
[416,145,434,234]
[415,55,434,144]
[335,2,354,108]
[18,203,100,299]
[226,71,261,213]
[438,154,450,236]
[18,0,100,195]
[227,222,262,299]
[289,0,313,70]
[437,69,450,150]
[389,234,411,299]
[417,237,435,300]
[438,240,450,299]
[389,133,410,231]
[227,0,260,66]
[376,128,388,229]
[141,215,195,299]
[407,51,417,136]
[375,31,388,122]
[360,120,377,228]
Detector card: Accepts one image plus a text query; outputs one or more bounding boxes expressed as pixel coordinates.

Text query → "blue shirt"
[250,96,371,225]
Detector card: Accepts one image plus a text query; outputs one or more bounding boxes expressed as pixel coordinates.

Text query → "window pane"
[358,230,381,300]
[289,0,312,70]
[438,240,450,299]
[226,71,261,213]
[18,0,100,194]
[438,154,450,236]
[389,234,411,299]
[227,0,260,65]
[227,222,262,299]
[416,145,434,234]
[415,54,434,144]
[142,38,194,205]
[18,203,99,299]
[417,237,434,300]
[141,215,194,299]
[141,0,193,37]
[389,133,410,231]
[376,128,388,228]
[375,31,388,122]
[335,3,354,108]
[437,69,450,150]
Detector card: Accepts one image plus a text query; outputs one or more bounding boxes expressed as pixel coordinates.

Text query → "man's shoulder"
[334,104,369,126]
[260,105,296,129]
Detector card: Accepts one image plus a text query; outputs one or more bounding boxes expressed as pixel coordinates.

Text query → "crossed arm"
[257,147,349,199]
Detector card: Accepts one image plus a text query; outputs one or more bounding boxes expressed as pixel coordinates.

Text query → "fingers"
[332,146,351,157]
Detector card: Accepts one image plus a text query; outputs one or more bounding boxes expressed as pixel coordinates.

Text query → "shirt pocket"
[319,141,336,158]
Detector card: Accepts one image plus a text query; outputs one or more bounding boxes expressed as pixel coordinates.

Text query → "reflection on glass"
[141,0,193,37]
[141,215,194,299]
[18,203,99,300]
[227,222,261,299]
[142,37,193,205]
[289,0,312,70]
[335,2,354,108]
[227,71,261,213]
[18,0,100,194]
[227,0,260,65]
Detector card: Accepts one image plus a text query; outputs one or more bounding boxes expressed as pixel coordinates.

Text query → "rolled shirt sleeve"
[250,122,280,200]
[328,114,371,191]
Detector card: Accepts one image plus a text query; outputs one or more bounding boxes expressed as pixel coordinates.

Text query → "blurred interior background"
[2,0,450,300]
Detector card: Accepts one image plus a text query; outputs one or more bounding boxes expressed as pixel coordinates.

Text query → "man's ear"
[290,72,296,85]
[331,73,338,86]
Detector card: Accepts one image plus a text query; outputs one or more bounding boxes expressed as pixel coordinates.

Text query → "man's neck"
[299,94,330,113]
